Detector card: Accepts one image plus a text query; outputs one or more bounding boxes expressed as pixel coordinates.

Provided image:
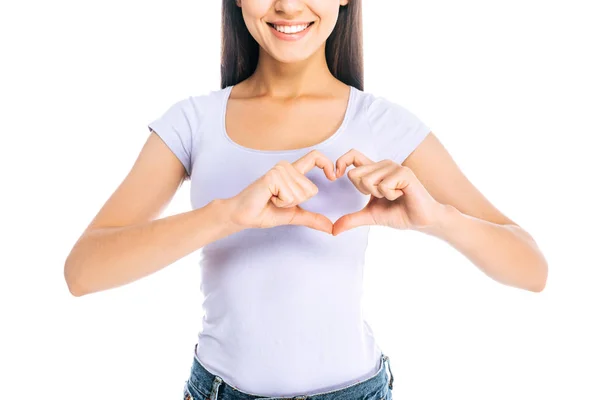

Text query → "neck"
[246,45,338,98]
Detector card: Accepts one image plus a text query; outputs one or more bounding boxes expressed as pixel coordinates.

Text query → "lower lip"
[268,23,313,41]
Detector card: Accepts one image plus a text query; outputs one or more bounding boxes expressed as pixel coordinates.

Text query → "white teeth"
[273,23,310,34]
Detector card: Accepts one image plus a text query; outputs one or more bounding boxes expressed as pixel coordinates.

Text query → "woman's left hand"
[332,149,446,236]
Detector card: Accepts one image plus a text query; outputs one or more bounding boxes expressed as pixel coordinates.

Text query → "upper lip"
[267,21,315,26]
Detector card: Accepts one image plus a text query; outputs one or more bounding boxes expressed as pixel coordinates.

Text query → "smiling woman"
[221,0,362,89]
[62,0,547,399]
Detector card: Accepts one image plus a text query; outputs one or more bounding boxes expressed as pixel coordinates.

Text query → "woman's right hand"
[226,150,338,233]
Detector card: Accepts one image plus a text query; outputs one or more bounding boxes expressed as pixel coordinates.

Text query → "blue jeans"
[183,344,395,400]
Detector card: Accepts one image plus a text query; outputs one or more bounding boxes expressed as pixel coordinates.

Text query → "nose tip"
[274,0,305,15]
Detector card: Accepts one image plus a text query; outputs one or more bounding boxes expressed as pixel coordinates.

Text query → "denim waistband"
[184,343,394,400]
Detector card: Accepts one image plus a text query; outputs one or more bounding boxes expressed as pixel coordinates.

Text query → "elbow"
[64,256,87,297]
[527,261,548,293]
[528,281,546,293]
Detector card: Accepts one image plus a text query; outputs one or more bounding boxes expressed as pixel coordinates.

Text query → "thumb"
[332,207,374,236]
[286,205,333,234]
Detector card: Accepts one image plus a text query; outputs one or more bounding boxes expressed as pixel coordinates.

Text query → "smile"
[267,21,314,34]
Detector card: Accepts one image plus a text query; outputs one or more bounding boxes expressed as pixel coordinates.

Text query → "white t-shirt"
[148,85,431,397]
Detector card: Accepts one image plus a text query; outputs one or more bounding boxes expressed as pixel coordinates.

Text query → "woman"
[63,1,548,399]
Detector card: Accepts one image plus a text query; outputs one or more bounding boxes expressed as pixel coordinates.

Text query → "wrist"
[417,203,458,237]
[209,197,247,234]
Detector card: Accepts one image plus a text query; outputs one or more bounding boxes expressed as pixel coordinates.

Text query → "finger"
[378,171,407,201]
[288,205,333,233]
[332,207,375,236]
[352,163,397,198]
[275,162,313,204]
[346,163,389,195]
[335,149,375,178]
[292,150,337,181]
[267,168,297,208]
[279,161,320,199]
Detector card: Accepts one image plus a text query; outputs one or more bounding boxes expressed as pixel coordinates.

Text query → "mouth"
[266,21,315,35]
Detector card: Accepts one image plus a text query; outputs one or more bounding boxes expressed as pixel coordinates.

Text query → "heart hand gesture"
[228,150,338,233]
[332,149,443,235]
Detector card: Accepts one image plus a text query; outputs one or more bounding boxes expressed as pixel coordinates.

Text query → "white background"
[1,0,598,399]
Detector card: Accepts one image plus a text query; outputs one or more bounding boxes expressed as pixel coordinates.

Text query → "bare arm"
[404,132,548,292]
[65,198,239,296]
[64,132,242,296]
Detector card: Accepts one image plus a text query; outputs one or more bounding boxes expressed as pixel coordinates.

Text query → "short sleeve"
[147,96,198,178]
[365,95,431,165]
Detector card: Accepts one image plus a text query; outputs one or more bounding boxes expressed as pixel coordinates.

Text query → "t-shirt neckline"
[220,84,356,155]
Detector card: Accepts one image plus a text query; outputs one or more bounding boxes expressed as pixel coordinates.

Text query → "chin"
[272,53,312,64]
[266,45,321,65]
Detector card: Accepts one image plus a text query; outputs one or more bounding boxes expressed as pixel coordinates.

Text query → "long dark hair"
[220,0,364,90]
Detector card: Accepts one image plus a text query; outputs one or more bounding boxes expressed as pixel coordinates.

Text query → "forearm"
[64,198,242,296]
[418,204,548,292]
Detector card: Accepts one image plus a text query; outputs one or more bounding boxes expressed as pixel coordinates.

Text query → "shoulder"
[151,87,228,133]
[174,86,229,118]
[351,88,431,164]
[352,88,420,128]
[352,88,428,136]
[148,86,229,137]
[147,87,230,176]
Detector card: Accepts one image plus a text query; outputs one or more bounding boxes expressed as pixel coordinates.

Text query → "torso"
[188,83,385,396]
[152,83,430,396]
